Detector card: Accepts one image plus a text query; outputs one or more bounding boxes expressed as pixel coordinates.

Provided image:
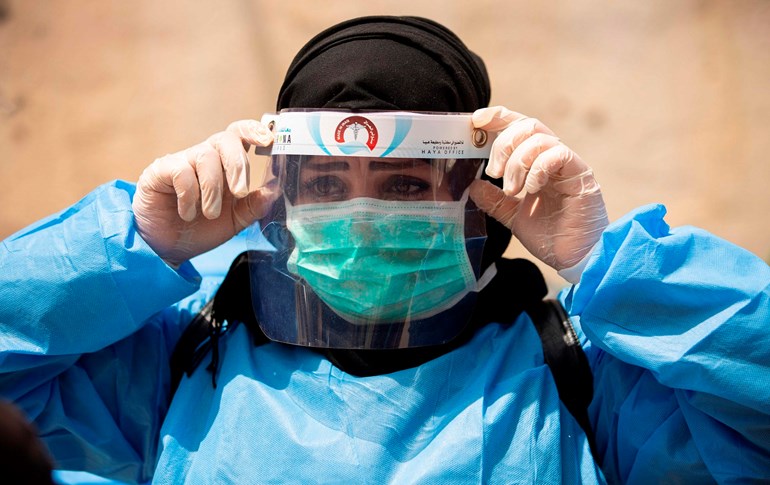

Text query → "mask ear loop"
[475,262,497,292]
[459,159,496,292]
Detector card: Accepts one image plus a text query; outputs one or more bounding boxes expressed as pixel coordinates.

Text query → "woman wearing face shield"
[1,15,769,484]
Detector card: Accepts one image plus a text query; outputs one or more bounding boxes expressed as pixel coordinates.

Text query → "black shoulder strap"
[169,252,267,397]
[526,298,600,464]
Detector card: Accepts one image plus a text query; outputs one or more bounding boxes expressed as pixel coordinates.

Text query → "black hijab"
[277,16,490,112]
[277,15,510,270]
[274,16,544,373]
[172,17,547,384]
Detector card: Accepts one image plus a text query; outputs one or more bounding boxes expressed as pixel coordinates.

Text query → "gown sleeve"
[0,180,206,483]
[564,203,770,483]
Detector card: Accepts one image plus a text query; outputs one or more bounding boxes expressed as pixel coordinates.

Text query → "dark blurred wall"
[2,1,769,288]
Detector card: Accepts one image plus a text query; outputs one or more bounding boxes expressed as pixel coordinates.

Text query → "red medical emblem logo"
[334,116,378,150]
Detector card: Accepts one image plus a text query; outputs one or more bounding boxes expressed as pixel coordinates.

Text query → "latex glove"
[469,106,609,273]
[133,119,278,267]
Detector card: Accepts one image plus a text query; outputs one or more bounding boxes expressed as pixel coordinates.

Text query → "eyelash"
[299,175,433,202]
[300,176,347,201]
[382,176,431,200]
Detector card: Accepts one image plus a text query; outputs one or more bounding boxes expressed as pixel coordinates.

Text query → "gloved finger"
[150,151,201,221]
[473,107,556,179]
[503,133,561,195]
[206,130,250,198]
[525,145,600,195]
[468,179,520,230]
[472,106,527,132]
[188,143,224,219]
[473,107,525,179]
[226,119,274,152]
[232,179,282,232]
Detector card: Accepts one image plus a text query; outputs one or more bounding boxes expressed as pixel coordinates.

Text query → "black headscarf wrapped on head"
[277,16,490,112]
[276,15,510,270]
[271,16,546,373]
[173,16,549,386]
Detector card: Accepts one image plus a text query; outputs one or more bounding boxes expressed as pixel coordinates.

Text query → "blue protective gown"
[1,181,768,484]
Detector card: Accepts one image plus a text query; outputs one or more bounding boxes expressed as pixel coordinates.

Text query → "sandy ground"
[1,0,769,292]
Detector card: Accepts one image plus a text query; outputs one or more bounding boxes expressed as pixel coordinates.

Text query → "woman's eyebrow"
[368,160,430,171]
[302,161,350,172]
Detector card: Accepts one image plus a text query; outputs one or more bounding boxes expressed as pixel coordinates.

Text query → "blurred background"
[2,0,769,292]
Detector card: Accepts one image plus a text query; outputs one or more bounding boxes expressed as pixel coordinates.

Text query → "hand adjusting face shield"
[248,109,497,349]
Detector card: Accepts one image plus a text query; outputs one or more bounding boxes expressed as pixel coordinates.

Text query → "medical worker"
[1,15,769,484]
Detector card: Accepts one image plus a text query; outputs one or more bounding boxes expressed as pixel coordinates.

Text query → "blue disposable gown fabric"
[1,180,769,484]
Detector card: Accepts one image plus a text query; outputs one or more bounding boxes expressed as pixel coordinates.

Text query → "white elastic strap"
[474,262,497,292]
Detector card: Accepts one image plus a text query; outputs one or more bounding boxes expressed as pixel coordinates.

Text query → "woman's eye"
[301,176,347,201]
[383,176,431,200]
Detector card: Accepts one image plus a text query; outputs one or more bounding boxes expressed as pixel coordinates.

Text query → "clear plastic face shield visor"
[248,109,497,349]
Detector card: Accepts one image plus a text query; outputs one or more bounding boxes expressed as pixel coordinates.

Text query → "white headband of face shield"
[256,110,496,159]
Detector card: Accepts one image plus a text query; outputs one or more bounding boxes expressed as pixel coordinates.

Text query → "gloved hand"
[469,106,609,275]
[132,119,278,267]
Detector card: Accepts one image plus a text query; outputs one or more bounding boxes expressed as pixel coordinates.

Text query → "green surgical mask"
[285,197,482,325]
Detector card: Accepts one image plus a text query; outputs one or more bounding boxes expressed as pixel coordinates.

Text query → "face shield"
[248,109,496,349]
